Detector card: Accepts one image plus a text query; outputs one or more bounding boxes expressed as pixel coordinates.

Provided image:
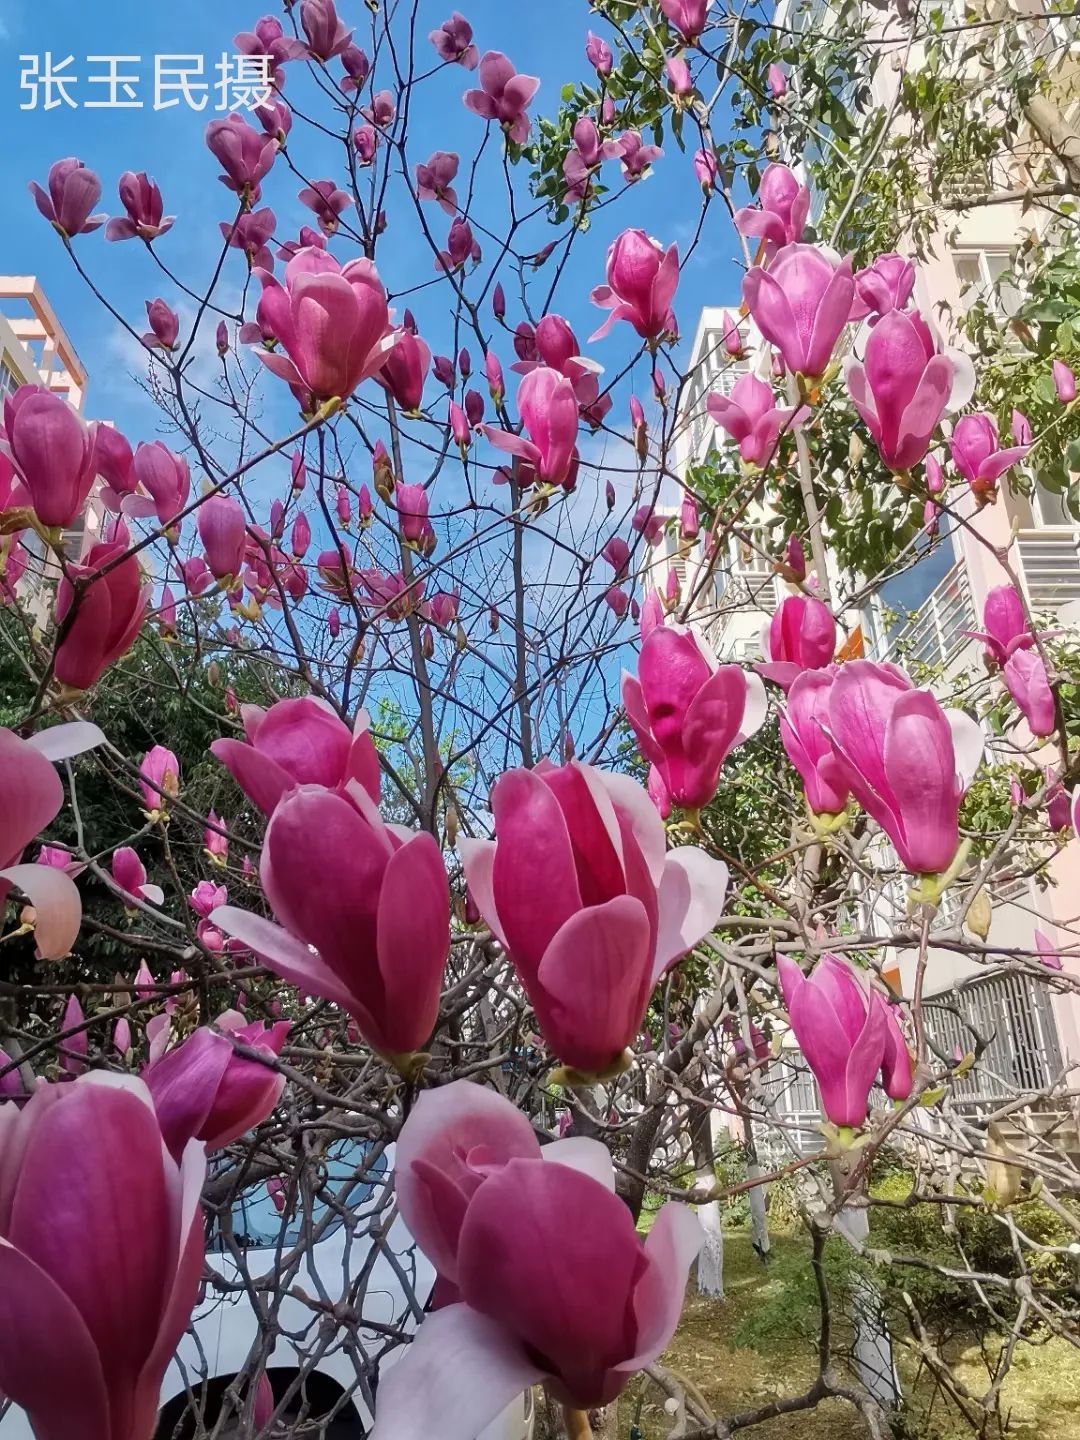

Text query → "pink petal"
[0,865,82,960]
[653,848,729,978]
[0,1239,112,1440]
[369,1303,542,1440]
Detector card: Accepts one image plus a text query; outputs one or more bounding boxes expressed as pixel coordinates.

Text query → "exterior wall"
[658,1,1080,1081]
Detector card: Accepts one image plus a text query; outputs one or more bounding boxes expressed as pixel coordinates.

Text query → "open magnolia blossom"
[827,661,984,877]
[459,760,729,1077]
[372,1081,704,1440]
[0,1072,206,1440]
[0,720,104,958]
[210,696,381,815]
[212,780,449,1068]
[622,622,768,813]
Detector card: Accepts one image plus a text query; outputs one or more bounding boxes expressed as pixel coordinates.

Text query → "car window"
[208,1139,389,1251]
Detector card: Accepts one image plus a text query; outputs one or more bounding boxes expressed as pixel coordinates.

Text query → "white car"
[1,1139,532,1440]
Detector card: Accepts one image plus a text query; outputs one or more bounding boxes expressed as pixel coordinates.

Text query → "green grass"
[619,1232,1080,1439]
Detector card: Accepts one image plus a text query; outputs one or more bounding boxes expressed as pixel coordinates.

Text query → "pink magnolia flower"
[949,414,1029,501]
[145,1010,289,1158]
[463,52,540,145]
[605,586,630,616]
[1003,649,1056,736]
[353,125,377,164]
[632,504,666,545]
[338,43,370,91]
[460,761,729,1075]
[2,385,96,529]
[197,494,247,581]
[744,244,854,384]
[665,56,694,99]
[622,626,767,811]
[298,180,353,236]
[435,217,480,272]
[0,722,101,959]
[586,31,614,74]
[377,329,431,415]
[706,373,803,469]
[659,0,710,43]
[204,811,229,866]
[430,12,479,69]
[142,298,179,351]
[234,15,307,75]
[845,309,966,472]
[416,152,460,216]
[36,845,84,877]
[190,880,227,919]
[758,595,837,689]
[563,118,620,201]
[55,540,149,692]
[732,164,809,255]
[618,131,663,181]
[205,114,278,201]
[379,1081,703,1435]
[828,661,984,875]
[963,584,1034,667]
[106,171,175,242]
[590,229,679,342]
[850,253,916,321]
[396,483,437,555]
[779,670,851,817]
[0,1073,206,1440]
[1053,358,1076,403]
[767,63,787,97]
[255,97,293,145]
[112,847,164,908]
[130,441,190,529]
[693,147,717,192]
[252,249,400,407]
[220,210,279,276]
[29,157,106,237]
[1011,409,1033,446]
[424,590,460,627]
[212,785,449,1064]
[777,953,902,1128]
[1047,771,1073,832]
[212,696,380,816]
[297,0,353,62]
[139,745,180,815]
[482,366,579,490]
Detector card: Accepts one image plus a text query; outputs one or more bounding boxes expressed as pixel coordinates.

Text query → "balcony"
[882,564,976,672]
[1015,528,1080,612]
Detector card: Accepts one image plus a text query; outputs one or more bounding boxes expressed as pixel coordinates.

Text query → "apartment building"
[659,4,1080,1158]
[0,276,106,608]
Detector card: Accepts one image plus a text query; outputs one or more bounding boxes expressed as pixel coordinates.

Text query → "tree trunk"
[743,1115,771,1263]
[834,1203,902,1410]
[689,1081,724,1298]
[1024,94,1080,188]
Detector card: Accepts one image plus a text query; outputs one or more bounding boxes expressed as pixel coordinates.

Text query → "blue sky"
[0,0,745,435]
[0,0,753,774]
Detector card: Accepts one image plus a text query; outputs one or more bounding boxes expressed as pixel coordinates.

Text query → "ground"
[617,1232,1080,1440]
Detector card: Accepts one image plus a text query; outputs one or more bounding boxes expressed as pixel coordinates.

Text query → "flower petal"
[370,1304,542,1440]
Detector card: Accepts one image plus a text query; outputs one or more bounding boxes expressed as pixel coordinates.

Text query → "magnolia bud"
[207,660,222,687]
[848,432,865,465]
[445,805,459,846]
[965,887,992,940]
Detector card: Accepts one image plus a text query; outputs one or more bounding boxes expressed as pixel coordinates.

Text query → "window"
[0,359,20,402]
[953,250,1024,317]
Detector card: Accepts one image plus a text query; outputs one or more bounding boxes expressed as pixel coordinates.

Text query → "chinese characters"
[19,54,274,112]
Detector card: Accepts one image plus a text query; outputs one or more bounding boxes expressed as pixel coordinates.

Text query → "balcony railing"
[883,563,975,671]
[1015,528,1080,611]
[924,969,1064,1105]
